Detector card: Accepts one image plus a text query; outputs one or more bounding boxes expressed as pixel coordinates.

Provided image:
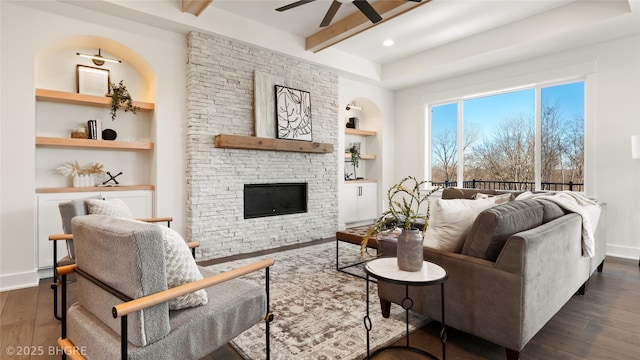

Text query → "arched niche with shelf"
[340,96,383,227]
[34,35,159,270]
[34,35,156,191]
[343,97,382,182]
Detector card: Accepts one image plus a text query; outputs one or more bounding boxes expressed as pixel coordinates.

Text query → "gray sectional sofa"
[376,188,607,360]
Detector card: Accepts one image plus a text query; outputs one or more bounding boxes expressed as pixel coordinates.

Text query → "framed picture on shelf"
[77,65,110,96]
[275,85,312,141]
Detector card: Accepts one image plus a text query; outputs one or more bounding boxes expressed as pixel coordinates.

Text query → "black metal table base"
[364,273,446,360]
[336,240,376,282]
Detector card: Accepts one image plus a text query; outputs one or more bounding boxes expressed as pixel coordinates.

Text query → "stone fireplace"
[185,32,339,261]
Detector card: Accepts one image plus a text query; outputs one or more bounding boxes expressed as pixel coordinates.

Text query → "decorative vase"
[72,175,80,187]
[397,229,424,272]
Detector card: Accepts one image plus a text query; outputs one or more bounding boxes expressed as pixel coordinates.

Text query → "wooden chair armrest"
[56,264,77,276]
[57,338,85,360]
[49,233,73,241]
[136,217,173,223]
[186,241,200,249]
[113,258,274,318]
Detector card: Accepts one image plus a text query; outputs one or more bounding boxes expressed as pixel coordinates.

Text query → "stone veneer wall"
[186,32,339,261]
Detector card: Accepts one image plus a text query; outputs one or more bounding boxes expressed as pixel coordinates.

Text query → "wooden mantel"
[214,134,333,154]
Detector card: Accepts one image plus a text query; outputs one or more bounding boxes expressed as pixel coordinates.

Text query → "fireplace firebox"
[244,183,308,219]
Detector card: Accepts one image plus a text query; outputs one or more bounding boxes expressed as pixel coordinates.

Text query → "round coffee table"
[364,257,448,359]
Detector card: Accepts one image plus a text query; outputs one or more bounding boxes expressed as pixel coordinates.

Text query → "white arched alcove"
[34,35,156,189]
[36,35,155,101]
[344,97,383,182]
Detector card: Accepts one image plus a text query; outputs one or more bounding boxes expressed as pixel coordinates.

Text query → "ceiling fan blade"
[353,0,382,24]
[275,0,316,12]
[320,0,342,27]
[405,0,423,2]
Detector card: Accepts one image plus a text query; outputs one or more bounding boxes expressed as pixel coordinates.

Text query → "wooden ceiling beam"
[182,0,213,16]
[306,0,431,53]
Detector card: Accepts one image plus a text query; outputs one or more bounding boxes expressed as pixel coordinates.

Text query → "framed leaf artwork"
[275,85,312,141]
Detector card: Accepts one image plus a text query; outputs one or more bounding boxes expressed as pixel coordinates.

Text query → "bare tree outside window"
[429,81,584,191]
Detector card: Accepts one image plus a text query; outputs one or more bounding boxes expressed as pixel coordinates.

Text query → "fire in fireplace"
[244,183,308,219]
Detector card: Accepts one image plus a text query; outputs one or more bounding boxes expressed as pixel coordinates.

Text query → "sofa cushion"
[473,192,513,204]
[441,188,520,200]
[463,199,544,261]
[424,197,501,253]
[534,199,566,223]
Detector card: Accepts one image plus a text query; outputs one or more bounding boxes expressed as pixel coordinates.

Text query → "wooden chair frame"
[57,258,274,360]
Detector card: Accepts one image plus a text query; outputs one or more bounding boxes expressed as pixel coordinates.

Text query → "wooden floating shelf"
[36,185,155,193]
[345,153,376,160]
[36,136,154,150]
[345,128,377,136]
[36,88,154,111]
[214,134,333,154]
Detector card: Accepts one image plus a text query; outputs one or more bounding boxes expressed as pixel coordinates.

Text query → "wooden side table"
[364,258,448,359]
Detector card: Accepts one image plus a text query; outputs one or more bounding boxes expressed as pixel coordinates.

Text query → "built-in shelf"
[214,134,333,153]
[36,185,155,193]
[344,179,377,183]
[345,128,376,136]
[36,136,154,150]
[35,88,154,111]
[345,153,376,160]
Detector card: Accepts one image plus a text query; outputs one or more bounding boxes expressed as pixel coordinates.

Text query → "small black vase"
[102,129,117,141]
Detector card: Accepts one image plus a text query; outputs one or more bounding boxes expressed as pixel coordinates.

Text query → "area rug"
[203,241,431,360]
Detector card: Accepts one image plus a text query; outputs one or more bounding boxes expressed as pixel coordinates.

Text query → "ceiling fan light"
[383,39,394,47]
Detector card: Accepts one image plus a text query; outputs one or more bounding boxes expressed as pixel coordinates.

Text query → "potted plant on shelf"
[346,143,361,180]
[108,80,140,121]
[361,176,440,271]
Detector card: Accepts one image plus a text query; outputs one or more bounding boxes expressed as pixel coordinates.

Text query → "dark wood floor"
[1,250,638,360]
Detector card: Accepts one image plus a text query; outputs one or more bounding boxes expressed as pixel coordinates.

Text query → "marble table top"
[365,257,447,285]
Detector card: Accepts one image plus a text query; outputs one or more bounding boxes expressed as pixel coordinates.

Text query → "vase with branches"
[361,176,440,271]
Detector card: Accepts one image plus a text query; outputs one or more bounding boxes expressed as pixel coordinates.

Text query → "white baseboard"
[0,269,39,292]
[606,244,640,261]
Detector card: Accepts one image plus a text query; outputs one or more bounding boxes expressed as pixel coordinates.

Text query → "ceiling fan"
[276,0,422,28]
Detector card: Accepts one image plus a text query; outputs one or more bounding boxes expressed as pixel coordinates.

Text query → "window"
[429,81,584,191]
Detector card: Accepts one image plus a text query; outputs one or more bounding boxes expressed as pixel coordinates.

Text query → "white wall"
[338,77,395,228]
[394,34,640,260]
[0,1,186,290]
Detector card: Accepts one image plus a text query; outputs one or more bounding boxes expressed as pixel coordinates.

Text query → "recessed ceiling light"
[383,39,394,47]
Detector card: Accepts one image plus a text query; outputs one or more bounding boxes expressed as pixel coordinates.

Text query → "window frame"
[425,78,588,192]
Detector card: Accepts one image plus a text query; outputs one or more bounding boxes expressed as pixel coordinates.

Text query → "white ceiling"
[212,0,573,64]
[210,0,640,88]
[52,0,640,89]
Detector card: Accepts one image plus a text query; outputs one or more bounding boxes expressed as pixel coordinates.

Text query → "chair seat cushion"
[67,267,265,360]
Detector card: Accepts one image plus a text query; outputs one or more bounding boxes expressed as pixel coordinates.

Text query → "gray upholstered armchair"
[49,197,197,320]
[56,215,273,360]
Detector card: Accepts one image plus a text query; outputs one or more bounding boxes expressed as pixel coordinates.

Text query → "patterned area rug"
[204,241,430,360]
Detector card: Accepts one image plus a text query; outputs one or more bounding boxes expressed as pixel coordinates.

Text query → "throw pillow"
[424,197,501,253]
[463,199,544,261]
[85,198,133,219]
[158,226,208,310]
